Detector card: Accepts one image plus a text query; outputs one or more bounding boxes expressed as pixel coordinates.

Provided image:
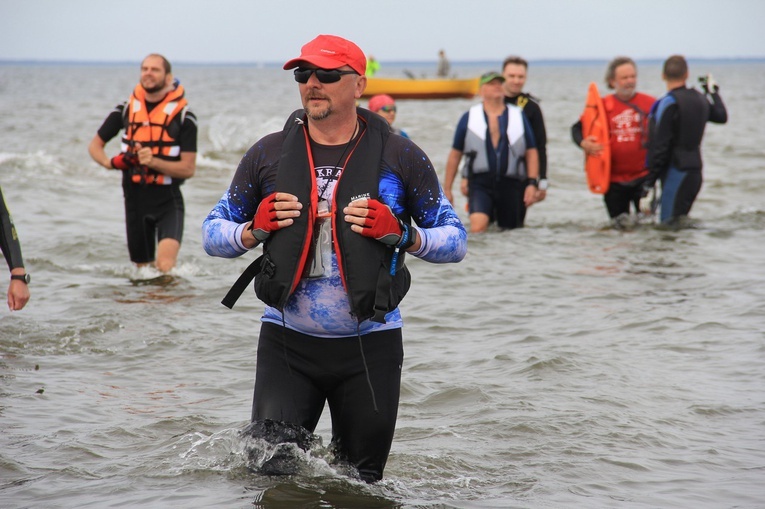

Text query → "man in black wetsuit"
[502,56,549,202]
[642,55,728,224]
[88,54,197,273]
[202,34,466,483]
[0,186,30,311]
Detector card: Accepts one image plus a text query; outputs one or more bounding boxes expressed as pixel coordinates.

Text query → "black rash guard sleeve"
[97,104,126,144]
[0,186,25,271]
[571,120,584,146]
[525,100,548,180]
[505,94,548,179]
[707,92,728,124]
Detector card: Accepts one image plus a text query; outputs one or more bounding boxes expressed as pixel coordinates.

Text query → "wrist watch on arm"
[538,179,549,191]
[525,178,539,188]
[10,273,30,284]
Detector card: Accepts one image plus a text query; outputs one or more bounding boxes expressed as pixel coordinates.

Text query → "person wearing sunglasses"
[368,94,409,138]
[202,34,467,483]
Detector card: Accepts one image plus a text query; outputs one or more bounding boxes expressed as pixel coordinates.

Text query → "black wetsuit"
[97,102,197,263]
[0,186,25,271]
[505,93,547,180]
[647,86,727,223]
[253,322,403,483]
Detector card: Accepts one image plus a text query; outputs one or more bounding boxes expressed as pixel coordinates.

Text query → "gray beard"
[305,106,331,121]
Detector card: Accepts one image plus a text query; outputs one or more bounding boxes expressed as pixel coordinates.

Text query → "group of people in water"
[360,52,727,236]
[406,54,727,232]
[570,54,725,227]
[0,34,728,484]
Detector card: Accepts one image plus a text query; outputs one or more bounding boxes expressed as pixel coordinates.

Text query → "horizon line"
[2,56,764,67]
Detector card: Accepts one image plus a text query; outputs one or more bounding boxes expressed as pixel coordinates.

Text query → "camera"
[698,74,717,93]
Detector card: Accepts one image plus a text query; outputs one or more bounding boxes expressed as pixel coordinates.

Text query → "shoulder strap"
[221,254,266,309]
[614,95,647,118]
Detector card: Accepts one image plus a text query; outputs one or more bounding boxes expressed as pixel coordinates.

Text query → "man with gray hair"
[571,56,655,222]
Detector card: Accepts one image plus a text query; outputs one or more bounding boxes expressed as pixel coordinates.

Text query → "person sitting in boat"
[368,94,409,138]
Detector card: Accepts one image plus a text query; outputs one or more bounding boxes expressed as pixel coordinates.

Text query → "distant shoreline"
[2,57,764,68]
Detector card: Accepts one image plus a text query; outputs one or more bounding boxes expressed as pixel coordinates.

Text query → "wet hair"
[663,55,688,80]
[605,56,636,89]
[143,53,172,74]
[502,56,528,70]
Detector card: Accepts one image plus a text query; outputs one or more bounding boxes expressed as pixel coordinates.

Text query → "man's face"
[611,63,637,100]
[140,56,170,94]
[481,79,506,100]
[502,63,527,97]
[299,66,363,121]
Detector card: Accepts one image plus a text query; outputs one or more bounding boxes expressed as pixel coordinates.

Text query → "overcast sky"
[2,0,763,64]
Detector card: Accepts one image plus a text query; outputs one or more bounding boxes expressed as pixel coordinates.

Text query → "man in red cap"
[203,34,467,482]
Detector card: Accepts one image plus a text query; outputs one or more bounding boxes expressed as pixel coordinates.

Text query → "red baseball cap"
[283,34,366,75]
[368,94,395,112]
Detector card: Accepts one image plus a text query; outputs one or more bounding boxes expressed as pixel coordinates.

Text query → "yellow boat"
[362,76,480,99]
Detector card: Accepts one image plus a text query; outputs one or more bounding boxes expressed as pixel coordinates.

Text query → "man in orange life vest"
[571,56,655,222]
[88,54,197,272]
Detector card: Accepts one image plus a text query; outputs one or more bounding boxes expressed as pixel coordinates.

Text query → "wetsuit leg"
[326,328,403,482]
[251,323,403,482]
[603,182,632,218]
[123,185,185,264]
[495,178,525,229]
[251,322,327,430]
[660,167,702,223]
[467,174,493,220]
[123,184,157,264]
[467,174,494,232]
[155,186,185,243]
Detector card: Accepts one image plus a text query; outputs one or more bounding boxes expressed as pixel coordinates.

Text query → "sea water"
[1,60,764,508]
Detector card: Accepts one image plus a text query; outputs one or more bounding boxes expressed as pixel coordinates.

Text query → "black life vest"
[223,108,411,324]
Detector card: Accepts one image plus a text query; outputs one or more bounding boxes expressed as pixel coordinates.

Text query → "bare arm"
[88,135,113,169]
[135,143,196,179]
[443,148,463,204]
[524,148,539,206]
[525,148,539,180]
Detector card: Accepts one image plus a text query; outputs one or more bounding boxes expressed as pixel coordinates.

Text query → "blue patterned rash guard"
[203,128,467,338]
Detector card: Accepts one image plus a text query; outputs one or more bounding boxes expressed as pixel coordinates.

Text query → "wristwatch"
[525,178,539,188]
[538,179,549,191]
[11,273,30,284]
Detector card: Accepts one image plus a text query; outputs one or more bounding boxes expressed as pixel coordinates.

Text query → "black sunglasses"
[294,68,358,84]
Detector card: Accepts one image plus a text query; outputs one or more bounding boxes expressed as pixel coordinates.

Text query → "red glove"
[110,152,139,170]
[249,193,280,241]
[359,199,403,246]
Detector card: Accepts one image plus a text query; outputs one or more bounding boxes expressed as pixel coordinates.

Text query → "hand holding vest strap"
[360,199,405,246]
[250,193,280,242]
[111,152,138,170]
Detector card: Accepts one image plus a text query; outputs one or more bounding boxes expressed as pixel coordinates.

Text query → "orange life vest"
[121,83,188,185]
